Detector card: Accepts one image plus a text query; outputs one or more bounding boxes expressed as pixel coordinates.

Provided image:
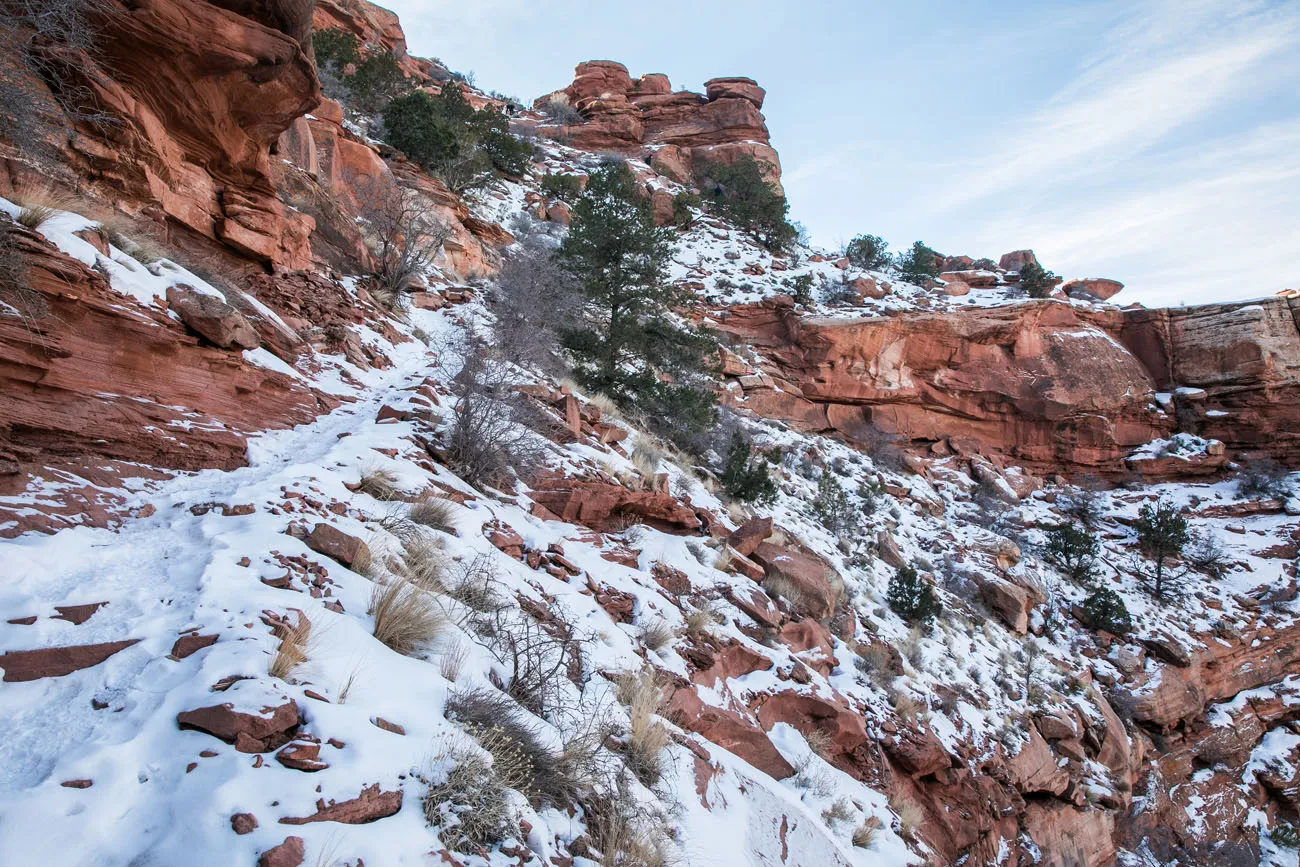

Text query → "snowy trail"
[0,338,449,863]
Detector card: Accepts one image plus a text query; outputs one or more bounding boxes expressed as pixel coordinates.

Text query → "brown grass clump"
[370,578,444,655]
[683,607,718,639]
[889,792,924,838]
[356,466,403,501]
[621,668,670,787]
[410,495,457,534]
[852,817,882,848]
[639,618,676,652]
[268,609,312,680]
[804,727,833,761]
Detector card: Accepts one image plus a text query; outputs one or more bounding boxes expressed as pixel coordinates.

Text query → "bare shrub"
[1060,479,1107,529]
[410,495,457,535]
[267,609,312,680]
[489,232,580,372]
[0,221,46,324]
[370,578,444,655]
[1184,527,1229,578]
[445,552,506,613]
[356,466,403,501]
[1236,458,1294,501]
[445,342,547,489]
[352,174,450,301]
[584,775,674,867]
[471,601,584,715]
[822,798,855,825]
[539,94,584,126]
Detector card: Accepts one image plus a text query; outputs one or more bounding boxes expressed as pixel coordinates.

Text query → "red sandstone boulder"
[1063,278,1124,301]
[754,690,869,760]
[705,76,766,108]
[725,583,783,628]
[166,285,261,351]
[176,697,300,752]
[305,523,370,567]
[278,783,403,825]
[0,639,141,682]
[1008,727,1070,795]
[999,250,1040,272]
[751,542,843,620]
[258,836,305,867]
[530,477,701,534]
[667,684,793,779]
[727,516,773,556]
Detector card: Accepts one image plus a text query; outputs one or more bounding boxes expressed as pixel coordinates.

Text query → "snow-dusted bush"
[1236,459,1294,501]
[1078,587,1131,635]
[1041,523,1100,584]
[887,564,940,625]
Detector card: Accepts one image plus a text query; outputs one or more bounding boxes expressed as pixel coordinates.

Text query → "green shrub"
[887,564,940,625]
[347,51,411,111]
[672,190,701,229]
[894,241,939,284]
[695,156,797,252]
[540,173,583,202]
[787,273,814,306]
[1042,523,1100,583]
[312,28,358,68]
[382,84,525,192]
[1018,260,1059,298]
[1078,587,1131,634]
[845,234,890,270]
[813,473,853,534]
[721,433,777,504]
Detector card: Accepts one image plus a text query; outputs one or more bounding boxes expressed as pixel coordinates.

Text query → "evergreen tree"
[721,433,777,504]
[557,161,715,439]
[1042,523,1100,584]
[1135,499,1189,599]
[347,51,410,112]
[1018,260,1059,298]
[1079,587,1132,634]
[813,472,853,534]
[887,563,940,625]
[844,234,890,270]
[695,156,797,252]
[895,241,939,283]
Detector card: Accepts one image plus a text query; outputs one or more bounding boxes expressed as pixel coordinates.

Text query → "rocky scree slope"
[1,2,1299,867]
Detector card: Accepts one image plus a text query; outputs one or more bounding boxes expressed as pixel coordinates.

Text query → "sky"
[380,0,1300,307]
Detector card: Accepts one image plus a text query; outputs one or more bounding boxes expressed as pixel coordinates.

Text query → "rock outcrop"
[716,294,1300,475]
[7,0,323,271]
[535,61,782,189]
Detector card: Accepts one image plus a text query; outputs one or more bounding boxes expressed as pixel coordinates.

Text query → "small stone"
[231,812,259,835]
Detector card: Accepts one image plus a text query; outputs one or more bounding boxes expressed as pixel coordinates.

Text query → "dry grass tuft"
[419,736,518,850]
[397,534,446,592]
[16,203,57,230]
[268,609,312,680]
[889,792,924,838]
[356,466,403,501]
[821,797,855,825]
[683,607,718,639]
[892,692,922,723]
[587,784,673,867]
[629,443,661,489]
[762,572,806,611]
[410,495,457,534]
[439,639,468,682]
[586,391,622,420]
[621,668,670,787]
[8,185,73,230]
[852,817,882,848]
[804,727,833,761]
[639,618,676,652]
[370,578,445,655]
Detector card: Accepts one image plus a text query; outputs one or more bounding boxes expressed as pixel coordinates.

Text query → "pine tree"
[721,433,777,504]
[1018,260,1059,298]
[1079,587,1132,634]
[557,161,715,439]
[695,156,796,252]
[1135,499,1189,599]
[813,472,853,533]
[1042,523,1100,584]
[895,241,939,283]
[844,234,890,270]
[887,564,940,624]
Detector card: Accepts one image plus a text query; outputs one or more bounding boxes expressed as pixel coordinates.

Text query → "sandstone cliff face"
[23,0,325,271]
[716,294,1300,475]
[0,223,325,536]
[535,61,783,190]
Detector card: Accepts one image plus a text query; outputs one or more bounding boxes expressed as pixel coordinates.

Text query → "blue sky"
[382,0,1300,306]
